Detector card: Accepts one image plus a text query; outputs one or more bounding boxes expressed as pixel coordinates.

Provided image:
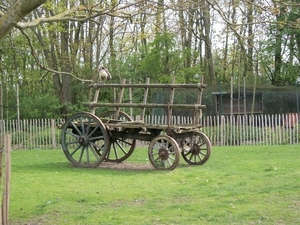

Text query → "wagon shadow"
[14,160,192,173]
[97,161,155,171]
[27,161,156,172]
[96,161,194,171]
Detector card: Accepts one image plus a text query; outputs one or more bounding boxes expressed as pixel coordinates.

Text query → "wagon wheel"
[99,110,136,162]
[61,112,109,168]
[181,131,212,165]
[148,135,180,170]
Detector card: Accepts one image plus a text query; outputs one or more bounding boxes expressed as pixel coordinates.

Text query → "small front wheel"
[148,135,180,170]
[181,131,211,165]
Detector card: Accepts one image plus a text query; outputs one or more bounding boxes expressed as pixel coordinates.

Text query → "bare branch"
[19,28,94,84]
[207,0,300,29]
[16,1,145,29]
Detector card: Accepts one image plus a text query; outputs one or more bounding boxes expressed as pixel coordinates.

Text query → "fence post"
[51,119,57,149]
[0,134,2,225]
[1,134,11,225]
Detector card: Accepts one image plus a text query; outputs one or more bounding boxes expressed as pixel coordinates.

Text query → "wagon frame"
[60,77,212,170]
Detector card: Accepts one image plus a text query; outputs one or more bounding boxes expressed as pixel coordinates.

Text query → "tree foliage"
[0,0,300,119]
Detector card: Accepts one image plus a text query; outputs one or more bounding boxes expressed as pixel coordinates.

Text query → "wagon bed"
[60,77,212,170]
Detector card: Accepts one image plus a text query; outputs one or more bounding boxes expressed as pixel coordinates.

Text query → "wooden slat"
[84,102,206,109]
[89,83,207,89]
[141,78,150,119]
[114,78,126,118]
[106,122,202,131]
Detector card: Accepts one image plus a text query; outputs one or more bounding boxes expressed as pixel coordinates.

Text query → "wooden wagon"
[60,77,212,170]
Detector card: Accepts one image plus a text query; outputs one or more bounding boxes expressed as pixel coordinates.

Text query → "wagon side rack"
[60,77,212,170]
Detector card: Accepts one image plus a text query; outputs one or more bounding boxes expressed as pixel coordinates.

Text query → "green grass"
[9,145,300,225]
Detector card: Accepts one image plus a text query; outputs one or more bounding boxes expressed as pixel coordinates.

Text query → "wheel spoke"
[114,141,128,156]
[196,154,203,161]
[116,137,134,146]
[80,117,86,134]
[86,146,90,165]
[70,121,82,135]
[78,146,85,164]
[65,130,79,138]
[199,150,207,157]
[110,142,120,160]
[167,158,173,167]
[89,135,105,141]
[70,144,81,156]
[153,155,161,163]
[87,145,100,163]
[66,140,79,145]
[88,126,100,138]
[90,141,105,152]
[198,142,206,148]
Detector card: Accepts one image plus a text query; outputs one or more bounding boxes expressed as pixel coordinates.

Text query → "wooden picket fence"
[0,113,299,150]
[201,113,299,146]
[144,113,300,146]
[0,119,63,150]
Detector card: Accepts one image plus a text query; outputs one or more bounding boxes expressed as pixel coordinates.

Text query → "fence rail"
[0,113,299,150]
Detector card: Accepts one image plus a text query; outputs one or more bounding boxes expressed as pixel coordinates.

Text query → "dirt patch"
[97,161,154,171]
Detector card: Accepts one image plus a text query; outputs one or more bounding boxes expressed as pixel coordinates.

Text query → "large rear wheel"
[61,112,109,167]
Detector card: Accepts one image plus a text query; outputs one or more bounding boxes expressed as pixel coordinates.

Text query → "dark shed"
[212,91,263,115]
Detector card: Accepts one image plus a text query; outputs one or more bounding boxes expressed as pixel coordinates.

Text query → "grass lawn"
[9,145,300,225]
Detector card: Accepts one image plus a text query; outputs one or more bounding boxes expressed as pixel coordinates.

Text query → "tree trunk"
[59,21,72,115]
[139,2,147,54]
[109,0,117,73]
[273,9,284,85]
[178,0,186,64]
[186,2,195,68]
[203,1,216,85]
[246,0,254,77]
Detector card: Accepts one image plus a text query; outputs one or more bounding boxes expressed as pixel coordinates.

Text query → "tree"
[3,0,300,119]
[1,0,138,117]
[0,0,46,39]
[259,0,300,85]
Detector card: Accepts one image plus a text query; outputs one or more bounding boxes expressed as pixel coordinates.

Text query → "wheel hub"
[78,135,90,147]
[159,148,169,160]
[191,144,201,154]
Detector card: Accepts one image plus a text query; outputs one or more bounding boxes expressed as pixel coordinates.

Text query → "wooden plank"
[2,134,11,225]
[51,119,57,149]
[129,79,133,117]
[115,78,126,118]
[84,102,206,109]
[141,78,150,119]
[0,133,3,224]
[195,76,204,124]
[168,77,175,127]
[89,83,207,89]
[106,122,202,131]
